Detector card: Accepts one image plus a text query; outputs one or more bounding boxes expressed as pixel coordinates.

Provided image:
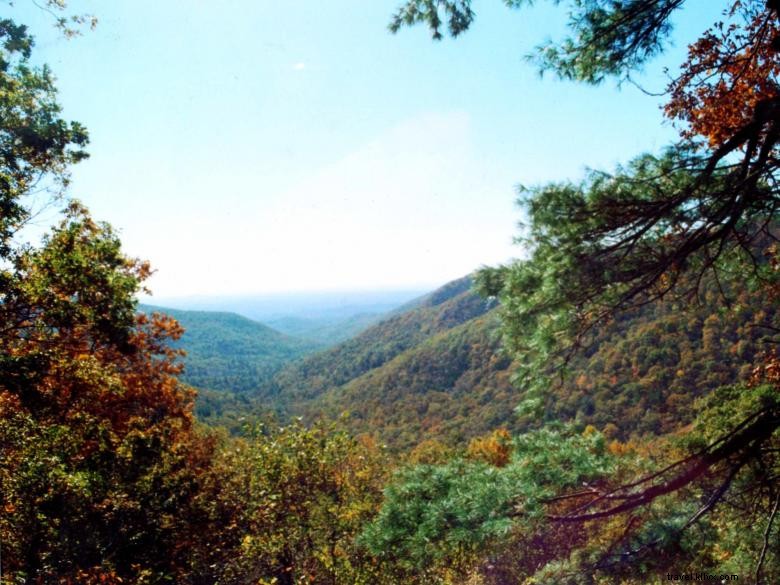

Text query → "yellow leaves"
[467,428,512,468]
[607,440,634,456]
[213,423,389,583]
[407,438,454,465]
[0,390,21,415]
[714,544,734,561]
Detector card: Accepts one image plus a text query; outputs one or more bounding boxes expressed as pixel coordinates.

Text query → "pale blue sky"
[15,0,723,297]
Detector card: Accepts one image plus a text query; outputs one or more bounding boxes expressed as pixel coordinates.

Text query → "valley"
[4,1,778,582]
[169,274,776,453]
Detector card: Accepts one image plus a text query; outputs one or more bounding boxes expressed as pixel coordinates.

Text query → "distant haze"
[142,288,429,322]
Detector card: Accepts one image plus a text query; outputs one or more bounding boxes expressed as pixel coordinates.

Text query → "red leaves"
[665,4,780,147]
[0,207,211,581]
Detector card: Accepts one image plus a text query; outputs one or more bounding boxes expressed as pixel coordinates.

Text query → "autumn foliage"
[666,1,780,147]
[0,205,208,582]
[2,1,779,583]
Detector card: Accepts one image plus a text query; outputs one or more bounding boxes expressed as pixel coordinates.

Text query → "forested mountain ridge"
[261,275,496,407]
[139,304,318,393]
[252,276,775,453]
[387,274,475,314]
[311,312,516,450]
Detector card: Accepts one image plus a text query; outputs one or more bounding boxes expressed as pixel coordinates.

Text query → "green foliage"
[139,304,318,394]
[265,276,493,408]
[389,0,478,40]
[389,0,684,82]
[362,460,516,575]
[362,426,615,578]
[211,422,392,585]
[364,384,779,582]
[0,18,88,256]
[194,386,275,432]
[479,149,750,355]
[531,0,684,83]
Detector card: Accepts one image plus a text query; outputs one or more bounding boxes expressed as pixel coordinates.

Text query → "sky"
[13,0,725,298]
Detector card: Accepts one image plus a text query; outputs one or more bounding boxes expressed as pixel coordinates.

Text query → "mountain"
[261,276,496,407]
[139,304,319,394]
[263,312,384,346]
[311,312,517,450]
[253,275,775,452]
[142,289,427,345]
[252,276,519,449]
[387,275,476,314]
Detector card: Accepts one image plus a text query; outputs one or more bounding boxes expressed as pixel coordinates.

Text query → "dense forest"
[138,304,318,394]
[244,272,774,453]
[1,1,779,584]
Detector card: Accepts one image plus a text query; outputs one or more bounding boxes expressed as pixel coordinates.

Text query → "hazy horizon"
[14,1,723,297]
[140,284,434,323]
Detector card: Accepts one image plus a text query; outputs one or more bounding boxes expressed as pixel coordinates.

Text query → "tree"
[0,17,88,257]
[380,0,780,580]
[392,0,779,327]
[216,422,391,585]
[0,16,218,584]
[0,201,220,582]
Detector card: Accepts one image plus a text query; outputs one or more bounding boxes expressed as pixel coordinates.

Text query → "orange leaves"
[750,350,780,387]
[467,428,512,467]
[69,567,124,585]
[665,5,780,147]
[0,206,215,582]
[0,389,21,414]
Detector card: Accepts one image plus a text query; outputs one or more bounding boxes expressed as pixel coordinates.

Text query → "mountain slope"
[261,275,496,407]
[256,276,775,452]
[534,282,778,439]
[139,304,319,393]
[264,312,383,346]
[312,312,518,450]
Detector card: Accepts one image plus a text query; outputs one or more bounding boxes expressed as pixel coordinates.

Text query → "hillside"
[264,312,383,345]
[260,276,496,408]
[256,276,775,452]
[312,312,518,450]
[536,281,778,439]
[139,304,319,393]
